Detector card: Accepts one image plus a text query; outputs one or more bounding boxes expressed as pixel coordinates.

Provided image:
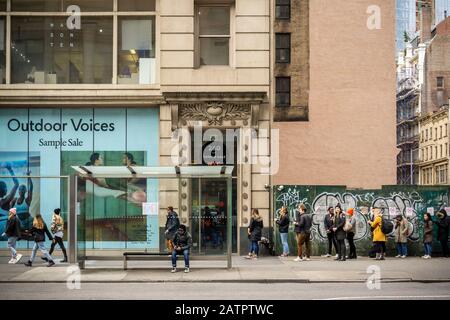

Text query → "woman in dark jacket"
[434,209,449,258]
[422,212,433,259]
[24,213,55,267]
[245,209,264,259]
[3,208,23,264]
[333,205,347,261]
[276,206,290,257]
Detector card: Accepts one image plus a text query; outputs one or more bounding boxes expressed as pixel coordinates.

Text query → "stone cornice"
[163,91,267,104]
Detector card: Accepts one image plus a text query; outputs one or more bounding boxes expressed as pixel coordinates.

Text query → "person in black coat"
[322,206,338,257]
[245,209,264,259]
[24,213,55,267]
[276,206,290,257]
[164,206,180,253]
[434,209,450,257]
[2,208,23,264]
[171,224,193,273]
[332,204,347,261]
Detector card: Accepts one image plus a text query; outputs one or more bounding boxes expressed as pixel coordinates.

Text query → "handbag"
[343,219,353,232]
[20,229,34,241]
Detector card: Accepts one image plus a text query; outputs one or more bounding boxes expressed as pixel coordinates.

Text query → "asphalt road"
[1,282,450,300]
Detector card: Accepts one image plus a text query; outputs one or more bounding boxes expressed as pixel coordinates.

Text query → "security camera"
[277,185,284,191]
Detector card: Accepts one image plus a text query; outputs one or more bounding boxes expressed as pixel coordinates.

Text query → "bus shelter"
[70,165,234,269]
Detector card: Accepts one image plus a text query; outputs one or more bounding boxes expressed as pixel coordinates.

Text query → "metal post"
[198,178,202,254]
[227,176,232,269]
[68,175,77,264]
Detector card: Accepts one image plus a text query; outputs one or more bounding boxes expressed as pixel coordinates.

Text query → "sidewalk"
[1,256,450,283]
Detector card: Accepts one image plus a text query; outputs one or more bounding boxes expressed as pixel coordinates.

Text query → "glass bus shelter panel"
[0,176,69,251]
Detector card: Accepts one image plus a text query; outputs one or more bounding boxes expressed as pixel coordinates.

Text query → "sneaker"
[24,261,32,267]
[60,258,68,263]
[171,267,177,273]
[244,254,253,259]
[293,257,303,262]
[321,254,331,257]
[401,255,406,259]
[304,257,311,261]
[15,254,22,263]
[252,255,258,260]
[47,260,55,267]
[395,255,401,258]
[335,254,339,258]
[8,258,16,264]
[426,255,432,259]
[184,267,190,273]
[421,255,427,259]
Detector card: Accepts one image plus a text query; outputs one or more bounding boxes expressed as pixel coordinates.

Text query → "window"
[435,146,438,159]
[275,0,290,20]
[437,76,444,89]
[435,128,438,140]
[11,17,113,84]
[441,144,443,158]
[0,17,4,84]
[118,17,155,84]
[440,126,443,139]
[436,165,448,184]
[275,33,290,63]
[11,0,113,11]
[275,77,290,107]
[430,128,433,140]
[197,6,230,66]
[426,128,428,141]
[446,124,448,137]
[118,0,155,11]
[446,143,448,156]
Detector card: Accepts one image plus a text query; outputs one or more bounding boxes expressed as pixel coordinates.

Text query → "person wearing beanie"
[434,209,449,258]
[2,208,23,264]
[44,208,68,263]
[346,208,357,259]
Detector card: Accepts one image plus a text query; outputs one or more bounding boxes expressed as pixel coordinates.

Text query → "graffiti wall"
[274,185,450,256]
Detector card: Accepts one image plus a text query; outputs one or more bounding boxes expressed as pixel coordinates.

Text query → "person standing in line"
[394,215,409,258]
[245,209,264,260]
[293,203,312,262]
[434,209,449,258]
[24,213,55,267]
[333,204,347,261]
[164,206,180,254]
[276,206,290,257]
[422,212,433,259]
[171,224,193,273]
[346,208,357,259]
[2,208,23,264]
[44,208,67,263]
[368,207,387,260]
[322,206,338,258]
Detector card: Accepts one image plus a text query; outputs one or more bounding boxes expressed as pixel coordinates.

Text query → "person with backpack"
[394,215,409,258]
[24,213,55,267]
[45,208,67,263]
[422,212,433,259]
[346,208,357,259]
[2,208,23,264]
[164,206,180,253]
[322,206,338,258]
[170,224,193,273]
[245,209,264,260]
[276,206,290,257]
[368,207,389,260]
[332,204,347,261]
[434,209,449,258]
[293,203,312,262]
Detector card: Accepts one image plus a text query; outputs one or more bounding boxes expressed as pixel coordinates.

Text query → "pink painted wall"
[273,0,397,189]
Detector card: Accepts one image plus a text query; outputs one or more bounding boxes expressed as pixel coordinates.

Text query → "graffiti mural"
[274,185,450,256]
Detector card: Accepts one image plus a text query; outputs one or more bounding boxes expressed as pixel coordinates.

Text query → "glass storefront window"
[0,17,5,84]
[118,0,155,11]
[118,17,155,84]
[11,0,113,12]
[11,16,113,84]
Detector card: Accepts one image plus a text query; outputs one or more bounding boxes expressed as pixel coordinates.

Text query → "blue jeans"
[250,241,259,256]
[424,243,432,256]
[30,242,53,262]
[280,233,289,255]
[396,243,408,256]
[7,237,18,259]
[172,249,189,268]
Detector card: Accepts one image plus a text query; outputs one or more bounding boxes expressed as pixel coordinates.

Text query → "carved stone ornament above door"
[179,102,250,126]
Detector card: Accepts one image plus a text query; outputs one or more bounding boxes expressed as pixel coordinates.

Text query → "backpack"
[381,219,394,234]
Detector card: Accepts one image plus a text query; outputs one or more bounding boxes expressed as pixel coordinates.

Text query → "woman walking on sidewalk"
[2,208,23,264]
[24,213,55,267]
[45,208,67,263]
[422,212,433,259]
[276,206,290,257]
[246,209,263,260]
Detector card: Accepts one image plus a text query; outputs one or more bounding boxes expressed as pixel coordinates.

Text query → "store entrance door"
[190,178,237,255]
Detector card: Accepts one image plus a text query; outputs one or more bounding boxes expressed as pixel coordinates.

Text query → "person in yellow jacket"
[368,208,387,260]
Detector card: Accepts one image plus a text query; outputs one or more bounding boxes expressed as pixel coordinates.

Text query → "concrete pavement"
[1,255,450,283]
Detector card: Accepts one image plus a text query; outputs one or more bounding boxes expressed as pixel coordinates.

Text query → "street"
[1,282,450,300]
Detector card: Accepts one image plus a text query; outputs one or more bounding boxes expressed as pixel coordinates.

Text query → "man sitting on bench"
[171,224,193,273]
